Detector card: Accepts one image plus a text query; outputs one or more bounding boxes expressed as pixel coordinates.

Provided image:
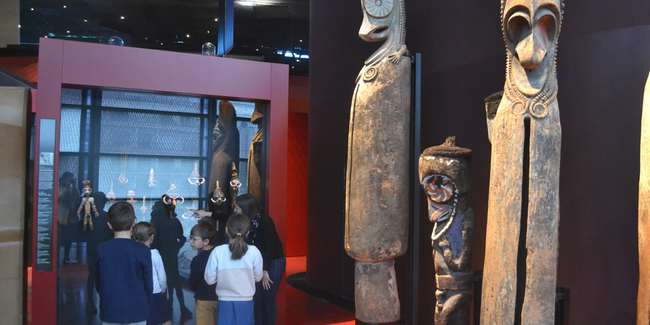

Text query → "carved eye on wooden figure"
[364,0,394,18]
[422,174,458,223]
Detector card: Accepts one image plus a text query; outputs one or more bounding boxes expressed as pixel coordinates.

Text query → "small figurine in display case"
[77,180,99,231]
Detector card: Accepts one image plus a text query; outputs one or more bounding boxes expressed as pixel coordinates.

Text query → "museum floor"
[34,256,355,325]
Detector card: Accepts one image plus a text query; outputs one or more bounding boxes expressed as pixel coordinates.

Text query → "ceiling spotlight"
[67,30,70,33]
[44,36,48,38]
[296,59,300,62]
[120,16,125,19]
[186,34,190,38]
[256,49,259,51]
[292,66,295,69]
[215,18,219,21]
[300,39,303,42]
[18,24,21,28]
[207,30,210,33]
[161,43,163,46]
[31,8,34,11]
[63,5,67,8]
[84,19,88,23]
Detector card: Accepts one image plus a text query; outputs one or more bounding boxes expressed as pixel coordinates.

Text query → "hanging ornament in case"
[140,196,148,214]
[148,168,156,188]
[163,182,185,205]
[118,149,129,184]
[188,162,205,186]
[127,190,136,204]
[106,182,116,200]
[182,199,198,220]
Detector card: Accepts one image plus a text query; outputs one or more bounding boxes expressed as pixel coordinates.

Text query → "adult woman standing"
[234,194,285,325]
[150,194,192,318]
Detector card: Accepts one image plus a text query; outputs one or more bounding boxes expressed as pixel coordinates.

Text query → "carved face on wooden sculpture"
[82,180,92,197]
[502,0,562,97]
[359,0,397,41]
[422,175,458,225]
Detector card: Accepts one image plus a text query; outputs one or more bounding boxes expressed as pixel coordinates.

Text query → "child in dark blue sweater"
[96,202,153,324]
[189,222,219,325]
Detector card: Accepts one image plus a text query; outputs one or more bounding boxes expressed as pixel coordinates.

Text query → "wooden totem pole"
[638,71,650,325]
[419,137,473,325]
[481,0,563,324]
[345,0,410,323]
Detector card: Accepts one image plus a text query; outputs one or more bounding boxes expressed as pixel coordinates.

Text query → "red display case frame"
[31,38,289,325]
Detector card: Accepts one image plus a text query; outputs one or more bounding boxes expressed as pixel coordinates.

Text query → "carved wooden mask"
[502,0,562,97]
[359,0,402,42]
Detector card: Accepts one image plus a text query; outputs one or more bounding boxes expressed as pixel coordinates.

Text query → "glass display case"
[30,39,289,325]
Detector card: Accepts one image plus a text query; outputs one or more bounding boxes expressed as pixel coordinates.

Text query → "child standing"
[132,222,172,325]
[189,222,219,325]
[205,213,263,325]
[96,202,152,325]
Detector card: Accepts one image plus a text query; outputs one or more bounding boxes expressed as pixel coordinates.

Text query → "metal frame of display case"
[31,38,289,325]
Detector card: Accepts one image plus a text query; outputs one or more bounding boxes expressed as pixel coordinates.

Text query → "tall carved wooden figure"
[638,71,650,325]
[481,1,563,324]
[345,0,410,323]
[419,137,473,325]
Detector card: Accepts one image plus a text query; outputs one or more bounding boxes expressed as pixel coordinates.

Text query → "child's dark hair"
[132,222,155,244]
[226,213,250,260]
[191,221,217,246]
[108,202,136,231]
[234,194,264,221]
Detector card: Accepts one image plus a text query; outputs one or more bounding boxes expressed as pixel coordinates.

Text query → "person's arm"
[95,248,101,292]
[191,209,212,219]
[253,248,263,282]
[204,249,218,285]
[142,248,154,300]
[260,216,283,271]
[153,250,167,292]
[173,218,186,250]
[188,255,202,292]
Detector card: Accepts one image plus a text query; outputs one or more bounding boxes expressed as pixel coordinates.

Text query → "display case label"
[36,119,56,272]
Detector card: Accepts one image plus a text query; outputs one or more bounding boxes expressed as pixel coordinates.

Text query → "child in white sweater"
[205,213,263,325]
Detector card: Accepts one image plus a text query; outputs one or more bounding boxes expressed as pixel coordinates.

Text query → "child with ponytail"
[205,213,263,325]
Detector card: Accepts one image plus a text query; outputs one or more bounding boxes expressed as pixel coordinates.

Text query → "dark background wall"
[307,0,650,324]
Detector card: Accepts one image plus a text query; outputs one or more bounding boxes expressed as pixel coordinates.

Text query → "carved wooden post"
[345,0,411,323]
[209,100,240,215]
[481,1,563,324]
[638,71,650,325]
[419,137,473,325]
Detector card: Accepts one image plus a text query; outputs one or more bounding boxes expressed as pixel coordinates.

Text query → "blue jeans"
[254,257,286,325]
[217,300,254,325]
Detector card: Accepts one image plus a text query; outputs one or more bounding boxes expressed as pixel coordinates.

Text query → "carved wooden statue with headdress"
[77,180,99,231]
[344,0,410,322]
[419,137,473,325]
[209,100,240,215]
[481,0,564,323]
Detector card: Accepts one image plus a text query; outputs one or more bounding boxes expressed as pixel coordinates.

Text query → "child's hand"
[262,270,273,290]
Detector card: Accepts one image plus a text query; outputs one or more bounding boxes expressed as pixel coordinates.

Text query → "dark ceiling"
[18,0,310,75]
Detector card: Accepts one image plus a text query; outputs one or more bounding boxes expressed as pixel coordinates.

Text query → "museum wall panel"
[0,87,29,325]
[286,112,308,257]
[308,0,650,323]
